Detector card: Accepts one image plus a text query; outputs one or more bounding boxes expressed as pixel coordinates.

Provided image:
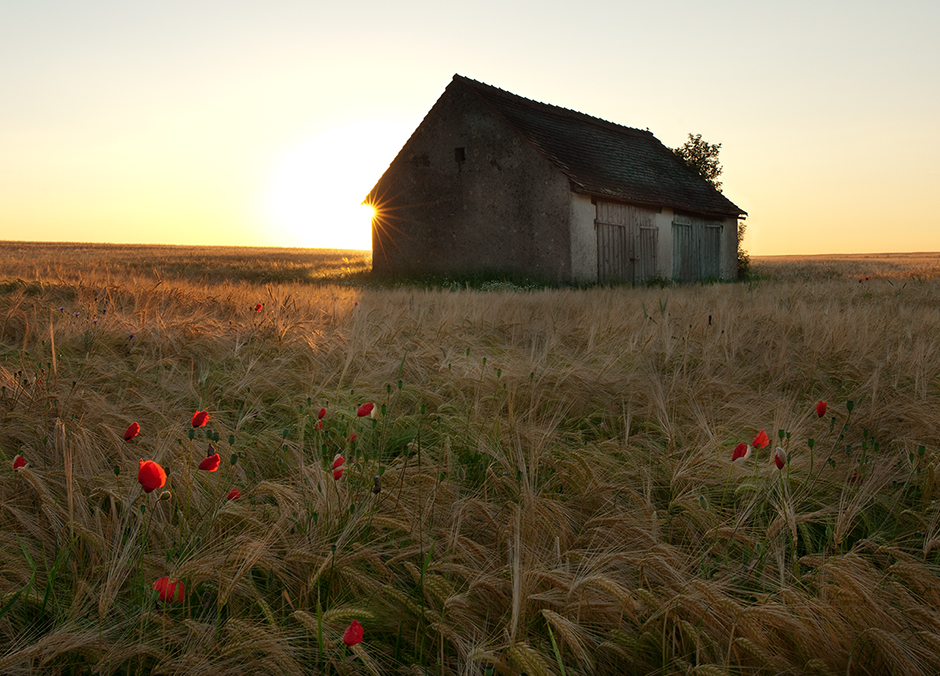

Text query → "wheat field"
[3,242,940,675]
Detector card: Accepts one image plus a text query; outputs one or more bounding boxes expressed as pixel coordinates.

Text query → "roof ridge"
[453,74,652,138]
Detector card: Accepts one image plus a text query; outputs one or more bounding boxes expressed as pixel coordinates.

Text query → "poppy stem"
[316,592,324,668]
[395,445,410,504]
[803,406,854,499]
[183,438,194,532]
[328,546,335,600]
[141,493,155,581]
[718,464,735,520]
[783,473,800,580]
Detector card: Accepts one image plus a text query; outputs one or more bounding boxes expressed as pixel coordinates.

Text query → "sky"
[1,0,938,255]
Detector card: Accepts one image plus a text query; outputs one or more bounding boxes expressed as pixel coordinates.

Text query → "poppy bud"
[774,447,787,470]
[816,401,827,418]
[159,490,172,501]
[731,443,750,462]
[372,475,381,494]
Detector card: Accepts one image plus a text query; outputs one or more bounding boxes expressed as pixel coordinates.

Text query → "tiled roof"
[455,75,745,219]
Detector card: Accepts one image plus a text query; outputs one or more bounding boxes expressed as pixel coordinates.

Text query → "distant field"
[3,241,940,675]
[0,241,372,285]
[752,251,940,281]
[3,240,940,286]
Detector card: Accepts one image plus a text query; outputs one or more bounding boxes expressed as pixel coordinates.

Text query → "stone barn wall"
[370,82,574,280]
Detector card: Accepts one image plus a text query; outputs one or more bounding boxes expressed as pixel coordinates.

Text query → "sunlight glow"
[360,202,377,223]
[262,121,406,250]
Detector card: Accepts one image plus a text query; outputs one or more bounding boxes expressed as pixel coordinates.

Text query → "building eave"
[571,185,746,221]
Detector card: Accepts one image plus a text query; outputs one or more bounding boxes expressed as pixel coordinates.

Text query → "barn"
[367,75,747,283]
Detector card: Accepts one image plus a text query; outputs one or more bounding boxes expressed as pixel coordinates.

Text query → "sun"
[262,121,406,250]
[360,201,377,222]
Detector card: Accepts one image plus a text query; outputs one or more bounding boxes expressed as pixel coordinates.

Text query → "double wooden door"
[595,201,658,283]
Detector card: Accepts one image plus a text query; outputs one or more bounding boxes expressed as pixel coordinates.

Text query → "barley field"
[3,241,940,675]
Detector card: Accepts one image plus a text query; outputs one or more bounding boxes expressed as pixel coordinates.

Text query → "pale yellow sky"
[1,0,937,255]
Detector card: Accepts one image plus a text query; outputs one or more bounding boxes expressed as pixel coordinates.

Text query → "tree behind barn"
[673,133,723,192]
[674,133,751,278]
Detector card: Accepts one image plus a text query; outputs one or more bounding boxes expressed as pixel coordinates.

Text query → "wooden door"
[672,220,695,282]
[672,216,723,281]
[595,201,657,283]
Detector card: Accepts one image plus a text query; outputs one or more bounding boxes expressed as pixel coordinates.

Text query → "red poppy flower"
[254,303,263,312]
[191,410,209,428]
[816,401,827,418]
[774,447,787,470]
[138,459,167,493]
[199,453,221,472]
[12,455,26,471]
[332,454,345,480]
[313,421,323,431]
[731,443,750,462]
[348,433,357,442]
[227,488,241,500]
[318,407,326,420]
[152,576,185,602]
[343,619,364,646]
[356,402,374,417]
[752,429,770,450]
[124,422,141,441]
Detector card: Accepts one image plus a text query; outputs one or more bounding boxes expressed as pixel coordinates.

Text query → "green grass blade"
[545,622,567,676]
[0,574,33,621]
